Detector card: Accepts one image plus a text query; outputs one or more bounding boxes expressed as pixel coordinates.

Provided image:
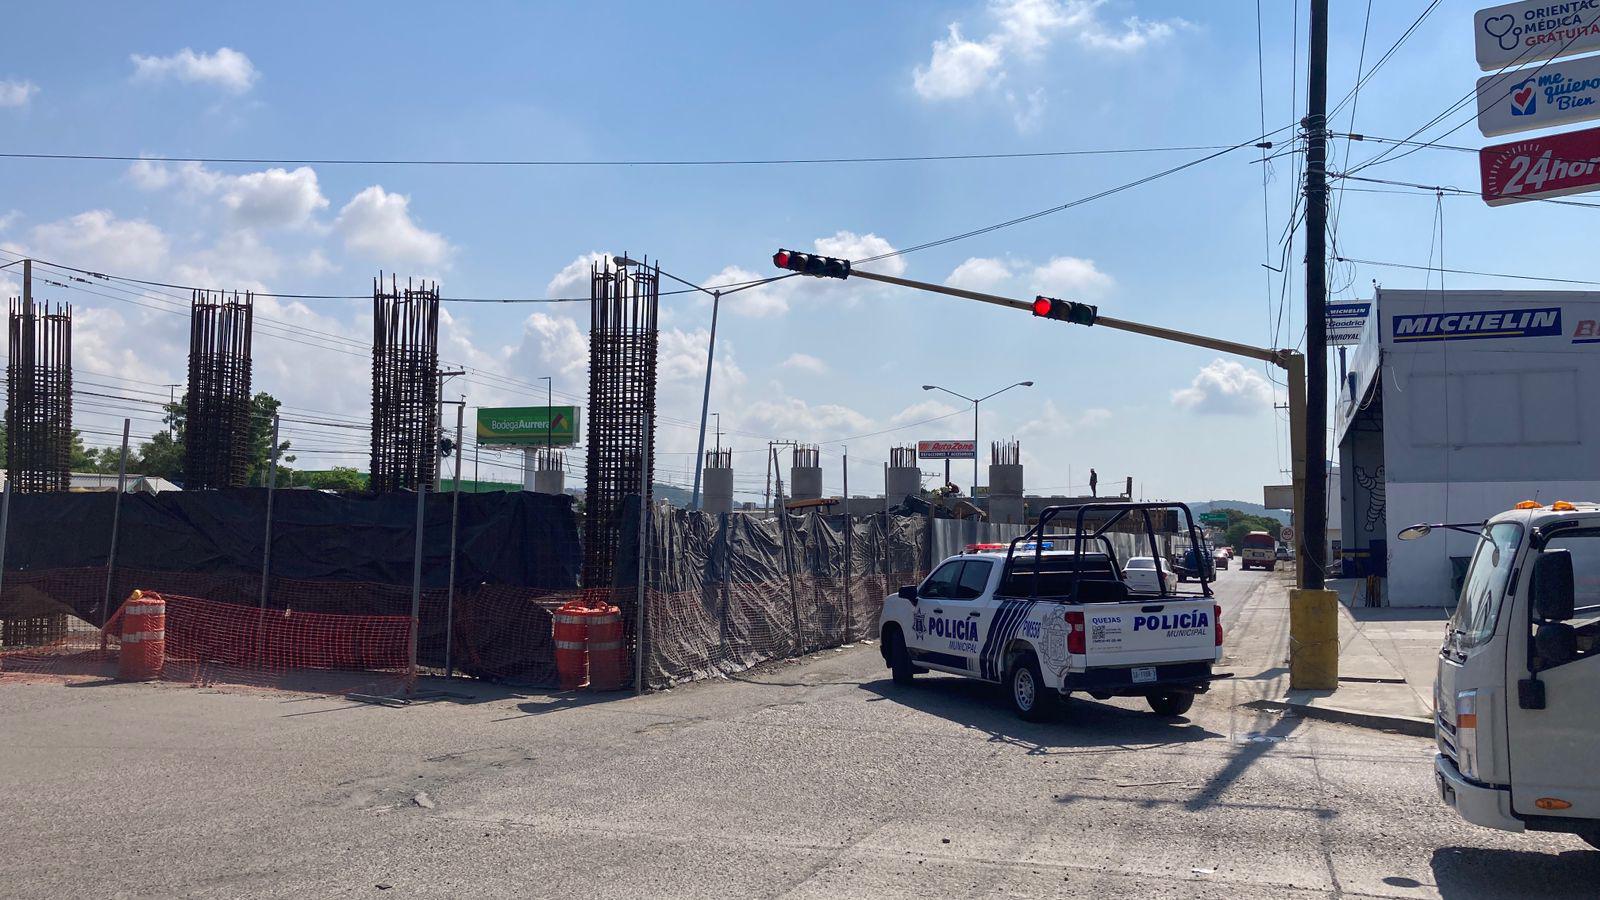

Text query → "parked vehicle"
[1401,501,1600,848]
[1239,531,1276,571]
[1275,545,1295,561]
[1173,547,1214,583]
[879,502,1227,720]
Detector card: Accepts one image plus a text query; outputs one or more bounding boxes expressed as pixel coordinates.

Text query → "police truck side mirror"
[1533,549,1576,621]
[898,585,918,603]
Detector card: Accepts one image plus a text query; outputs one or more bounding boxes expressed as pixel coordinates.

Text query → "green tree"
[293,466,367,492]
[1215,507,1283,550]
[246,392,295,485]
[134,430,184,481]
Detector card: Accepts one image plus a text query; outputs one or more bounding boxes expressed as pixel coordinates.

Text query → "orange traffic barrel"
[117,592,166,681]
[552,600,590,690]
[586,605,626,691]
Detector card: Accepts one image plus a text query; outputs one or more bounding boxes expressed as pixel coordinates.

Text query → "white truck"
[878,502,1227,720]
[1401,501,1600,848]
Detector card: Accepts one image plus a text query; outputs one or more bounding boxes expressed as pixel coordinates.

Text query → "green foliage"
[1213,507,1283,549]
[292,467,367,492]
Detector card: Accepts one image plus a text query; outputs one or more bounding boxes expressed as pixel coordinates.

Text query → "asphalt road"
[3,569,1598,898]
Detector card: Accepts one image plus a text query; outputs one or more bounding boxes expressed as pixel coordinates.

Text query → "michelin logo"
[1392,307,1561,343]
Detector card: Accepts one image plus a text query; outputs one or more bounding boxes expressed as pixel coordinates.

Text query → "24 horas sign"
[476,406,581,447]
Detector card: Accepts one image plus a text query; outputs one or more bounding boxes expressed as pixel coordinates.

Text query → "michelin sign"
[1392,306,1562,343]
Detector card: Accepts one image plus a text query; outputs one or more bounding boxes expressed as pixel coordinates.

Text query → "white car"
[1122,556,1177,594]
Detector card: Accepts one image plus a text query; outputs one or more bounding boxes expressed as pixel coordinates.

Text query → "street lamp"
[921,381,1033,498]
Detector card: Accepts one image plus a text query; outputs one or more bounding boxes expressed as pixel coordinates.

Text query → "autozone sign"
[1480,125,1600,205]
[917,440,976,460]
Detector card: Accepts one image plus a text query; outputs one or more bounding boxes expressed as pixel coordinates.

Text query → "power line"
[0,143,1256,169]
[1337,255,1600,287]
[850,128,1291,265]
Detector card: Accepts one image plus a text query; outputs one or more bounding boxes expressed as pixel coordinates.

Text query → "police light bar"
[773,248,851,280]
[964,543,1006,553]
[1031,295,1097,326]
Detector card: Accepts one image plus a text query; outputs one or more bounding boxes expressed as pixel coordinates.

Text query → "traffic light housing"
[773,248,851,280]
[1031,295,1097,326]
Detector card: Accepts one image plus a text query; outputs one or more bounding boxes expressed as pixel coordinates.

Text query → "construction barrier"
[586,605,625,691]
[113,591,166,681]
[552,601,589,690]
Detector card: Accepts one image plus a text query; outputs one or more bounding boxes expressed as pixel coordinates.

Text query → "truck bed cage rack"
[1005,501,1213,602]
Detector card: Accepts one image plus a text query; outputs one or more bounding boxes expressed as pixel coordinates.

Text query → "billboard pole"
[1302,0,1329,592]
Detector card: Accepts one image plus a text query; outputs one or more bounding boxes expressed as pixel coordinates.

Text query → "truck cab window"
[954,560,993,600]
[1536,529,1600,665]
[1452,523,1523,650]
[920,561,963,599]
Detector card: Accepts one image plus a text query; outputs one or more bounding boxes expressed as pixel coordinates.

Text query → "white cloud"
[517,312,590,379]
[1171,359,1275,415]
[782,353,829,375]
[1078,407,1111,427]
[545,251,608,296]
[1030,255,1113,298]
[890,399,960,426]
[28,210,170,274]
[814,230,906,277]
[742,396,872,439]
[0,79,38,108]
[0,210,19,232]
[130,47,259,93]
[946,256,1013,292]
[705,264,789,317]
[912,1,1188,116]
[335,186,452,271]
[913,24,1004,100]
[130,161,328,229]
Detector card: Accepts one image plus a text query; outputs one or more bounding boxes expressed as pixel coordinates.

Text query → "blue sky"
[0,1,1588,503]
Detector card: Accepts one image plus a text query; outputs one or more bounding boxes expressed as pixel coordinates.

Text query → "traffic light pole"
[844,265,1320,677]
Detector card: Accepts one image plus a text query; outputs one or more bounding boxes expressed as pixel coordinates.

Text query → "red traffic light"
[773,250,790,269]
[771,248,851,280]
[1031,297,1054,317]
[1031,295,1097,326]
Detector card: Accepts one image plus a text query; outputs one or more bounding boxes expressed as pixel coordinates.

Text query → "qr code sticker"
[1091,622,1108,642]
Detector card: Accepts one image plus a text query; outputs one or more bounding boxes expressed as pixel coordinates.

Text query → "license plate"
[1132,666,1158,684]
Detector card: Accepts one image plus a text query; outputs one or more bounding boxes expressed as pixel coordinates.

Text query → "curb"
[1254,698,1434,737]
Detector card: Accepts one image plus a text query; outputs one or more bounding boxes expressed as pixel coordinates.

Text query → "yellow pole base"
[1289,588,1339,690]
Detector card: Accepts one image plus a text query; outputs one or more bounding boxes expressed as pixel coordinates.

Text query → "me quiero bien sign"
[1391,307,1562,343]
[1477,51,1600,137]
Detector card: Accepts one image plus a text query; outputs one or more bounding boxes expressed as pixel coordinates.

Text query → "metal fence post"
[842,453,852,644]
[0,479,11,605]
[445,401,464,678]
[100,419,131,640]
[408,485,427,692]
[256,414,280,667]
[634,408,652,696]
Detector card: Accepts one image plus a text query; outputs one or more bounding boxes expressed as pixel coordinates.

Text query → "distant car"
[1174,547,1214,583]
[1275,546,1294,561]
[1123,556,1178,593]
[1212,550,1229,570]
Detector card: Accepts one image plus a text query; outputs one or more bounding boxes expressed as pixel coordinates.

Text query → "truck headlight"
[1456,690,1479,781]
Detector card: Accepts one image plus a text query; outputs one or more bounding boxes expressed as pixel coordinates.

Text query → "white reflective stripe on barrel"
[587,641,622,651]
[554,640,586,651]
[125,606,165,616]
[120,630,165,643]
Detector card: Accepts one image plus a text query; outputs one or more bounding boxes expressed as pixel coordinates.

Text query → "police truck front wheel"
[1006,651,1055,721]
[886,630,916,685]
[1147,691,1195,717]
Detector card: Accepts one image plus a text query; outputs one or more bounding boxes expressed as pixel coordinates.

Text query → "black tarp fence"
[615,499,928,689]
[0,489,582,682]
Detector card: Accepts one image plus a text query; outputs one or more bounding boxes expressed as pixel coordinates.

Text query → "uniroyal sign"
[1480,125,1600,204]
[1474,1,1600,71]
[917,440,976,460]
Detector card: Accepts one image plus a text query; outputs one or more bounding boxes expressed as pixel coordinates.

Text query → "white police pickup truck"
[879,502,1227,720]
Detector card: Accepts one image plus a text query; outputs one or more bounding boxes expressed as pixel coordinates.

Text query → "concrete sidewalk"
[1273,579,1450,736]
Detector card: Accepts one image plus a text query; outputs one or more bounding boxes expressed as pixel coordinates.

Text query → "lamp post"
[921,381,1033,498]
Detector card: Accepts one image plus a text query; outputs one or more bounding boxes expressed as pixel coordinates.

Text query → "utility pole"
[435,369,465,492]
[1302,0,1329,591]
[22,258,31,305]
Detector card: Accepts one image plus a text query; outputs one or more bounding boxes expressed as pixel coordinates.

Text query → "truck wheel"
[886,630,916,685]
[1147,692,1195,717]
[1006,651,1054,721]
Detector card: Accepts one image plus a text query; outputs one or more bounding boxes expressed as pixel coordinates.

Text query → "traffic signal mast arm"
[771,249,1308,589]
[844,266,1293,367]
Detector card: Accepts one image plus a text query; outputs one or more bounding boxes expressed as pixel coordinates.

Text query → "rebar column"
[5,301,72,493]
[582,257,659,587]
[185,290,254,488]
[370,275,441,493]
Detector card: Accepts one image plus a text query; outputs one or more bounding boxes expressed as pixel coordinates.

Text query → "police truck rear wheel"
[1006,652,1053,721]
[1147,692,1194,717]
[887,630,916,685]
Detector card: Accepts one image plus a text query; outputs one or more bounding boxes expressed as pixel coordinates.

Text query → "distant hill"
[1186,499,1290,524]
